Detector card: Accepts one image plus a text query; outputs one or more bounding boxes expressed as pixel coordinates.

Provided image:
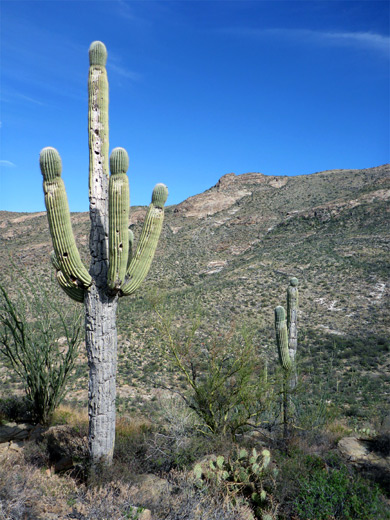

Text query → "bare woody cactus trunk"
[39,41,168,466]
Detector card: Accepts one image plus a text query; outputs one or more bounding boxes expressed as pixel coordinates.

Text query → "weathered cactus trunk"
[86,41,117,463]
[40,41,168,467]
[85,290,118,462]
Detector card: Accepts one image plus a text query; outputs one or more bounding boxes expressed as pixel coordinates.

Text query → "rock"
[338,435,390,493]
[338,436,390,468]
[42,425,88,472]
[138,509,152,520]
[0,422,32,442]
[0,422,46,444]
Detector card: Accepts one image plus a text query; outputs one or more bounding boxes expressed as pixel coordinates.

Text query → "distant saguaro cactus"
[275,277,299,440]
[40,41,168,466]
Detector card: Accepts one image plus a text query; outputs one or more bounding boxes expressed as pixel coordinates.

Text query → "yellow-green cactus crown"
[275,305,285,322]
[110,147,129,175]
[152,183,168,208]
[89,41,107,67]
[289,277,298,287]
[40,147,62,181]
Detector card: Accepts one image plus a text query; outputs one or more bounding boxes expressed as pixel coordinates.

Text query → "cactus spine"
[39,41,168,466]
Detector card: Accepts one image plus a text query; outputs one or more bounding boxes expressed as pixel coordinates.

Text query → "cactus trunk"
[85,290,118,462]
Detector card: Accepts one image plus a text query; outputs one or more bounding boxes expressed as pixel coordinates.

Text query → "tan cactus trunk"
[86,45,118,465]
[85,288,118,463]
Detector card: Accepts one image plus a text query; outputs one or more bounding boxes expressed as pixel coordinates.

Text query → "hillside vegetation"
[0,163,389,519]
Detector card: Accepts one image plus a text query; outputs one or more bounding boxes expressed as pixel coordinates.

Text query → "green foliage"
[0,278,82,425]
[294,456,387,519]
[0,395,34,423]
[153,299,273,438]
[278,451,389,520]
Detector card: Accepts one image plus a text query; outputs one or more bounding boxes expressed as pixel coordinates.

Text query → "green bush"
[291,454,389,519]
[0,395,34,423]
[153,301,272,438]
[0,279,82,425]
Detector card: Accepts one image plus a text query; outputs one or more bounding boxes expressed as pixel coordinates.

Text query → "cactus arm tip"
[110,147,129,175]
[39,147,62,181]
[89,41,107,66]
[152,183,168,208]
[289,277,298,287]
[274,305,285,322]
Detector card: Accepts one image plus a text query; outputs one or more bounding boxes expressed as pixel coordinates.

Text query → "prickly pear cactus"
[39,41,168,466]
[194,447,274,515]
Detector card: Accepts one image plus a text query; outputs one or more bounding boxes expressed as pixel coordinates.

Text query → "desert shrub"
[278,451,389,519]
[153,298,272,439]
[0,279,82,425]
[0,394,34,423]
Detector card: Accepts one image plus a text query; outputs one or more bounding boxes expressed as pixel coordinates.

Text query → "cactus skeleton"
[40,41,168,466]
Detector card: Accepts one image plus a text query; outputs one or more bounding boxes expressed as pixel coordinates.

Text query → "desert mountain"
[1,164,389,413]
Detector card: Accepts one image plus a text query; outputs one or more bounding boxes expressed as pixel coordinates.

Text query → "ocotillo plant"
[274,277,299,440]
[39,41,168,466]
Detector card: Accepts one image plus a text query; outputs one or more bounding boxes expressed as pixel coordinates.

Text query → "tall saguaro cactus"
[274,277,299,440]
[40,41,168,465]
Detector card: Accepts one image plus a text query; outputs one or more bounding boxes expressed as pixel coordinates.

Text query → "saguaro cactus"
[40,41,168,466]
[274,277,299,440]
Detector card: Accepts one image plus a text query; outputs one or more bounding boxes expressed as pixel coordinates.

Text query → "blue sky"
[1,0,389,212]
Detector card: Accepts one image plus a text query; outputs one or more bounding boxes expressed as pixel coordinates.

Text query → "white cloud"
[221,27,389,55]
[107,63,142,82]
[0,160,16,167]
[293,29,389,54]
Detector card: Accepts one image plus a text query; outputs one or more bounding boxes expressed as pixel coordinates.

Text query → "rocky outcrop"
[174,188,251,218]
[174,171,289,218]
[338,435,390,492]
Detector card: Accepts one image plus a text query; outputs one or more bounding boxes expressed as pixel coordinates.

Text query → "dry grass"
[51,404,89,429]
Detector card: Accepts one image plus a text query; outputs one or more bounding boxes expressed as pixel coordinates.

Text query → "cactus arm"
[50,252,84,302]
[127,229,134,269]
[287,277,298,360]
[40,148,92,289]
[107,148,130,289]
[274,306,292,371]
[121,183,168,296]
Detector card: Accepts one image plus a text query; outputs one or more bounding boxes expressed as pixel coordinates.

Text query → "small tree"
[0,281,82,425]
[154,305,272,439]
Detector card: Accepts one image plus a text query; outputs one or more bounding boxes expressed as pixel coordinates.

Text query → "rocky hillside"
[1,164,389,417]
